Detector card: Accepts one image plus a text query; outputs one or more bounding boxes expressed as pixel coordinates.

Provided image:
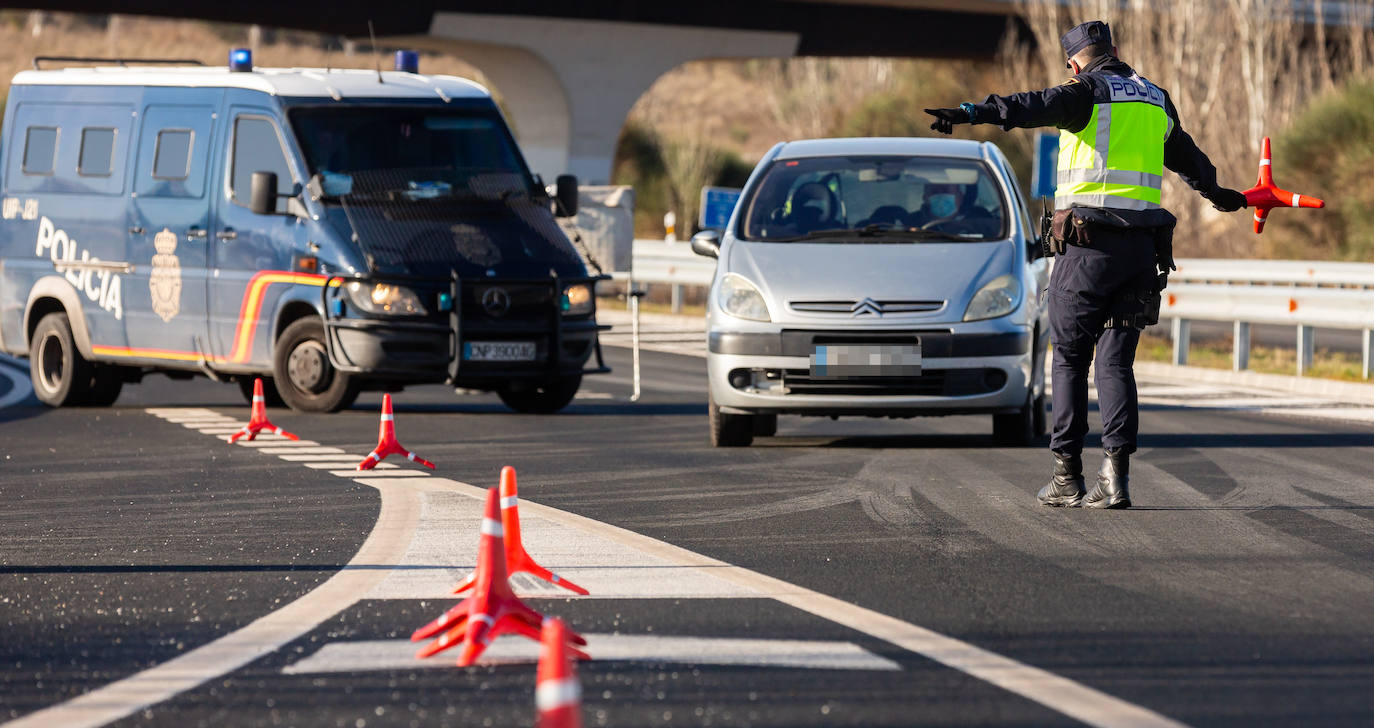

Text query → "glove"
[1209,187,1247,212]
[924,107,971,135]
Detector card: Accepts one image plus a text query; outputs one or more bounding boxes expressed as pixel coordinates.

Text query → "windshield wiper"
[769,227,971,242]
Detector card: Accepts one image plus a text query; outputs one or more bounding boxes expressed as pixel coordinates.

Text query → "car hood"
[725,239,1015,324]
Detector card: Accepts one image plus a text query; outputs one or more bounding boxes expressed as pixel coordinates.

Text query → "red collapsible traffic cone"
[452,467,588,596]
[227,378,299,444]
[535,618,584,728]
[1243,136,1324,234]
[357,393,435,470]
[410,487,587,667]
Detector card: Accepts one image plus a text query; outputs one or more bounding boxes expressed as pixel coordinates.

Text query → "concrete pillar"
[1171,317,1190,366]
[413,14,799,183]
[1233,320,1250,371]
[1296,325,1314,376]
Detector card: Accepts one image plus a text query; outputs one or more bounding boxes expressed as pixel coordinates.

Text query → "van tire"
[272,317,359,413]
[237,376,286,408]
[497,375,581,414]
[709,394,753,447]
[79,365,124,407]
[29,312,92,407]
[752,413,778,437]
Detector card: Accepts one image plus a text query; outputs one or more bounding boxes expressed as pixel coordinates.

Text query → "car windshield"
[739,155,1007,242]
[288,107,534,198]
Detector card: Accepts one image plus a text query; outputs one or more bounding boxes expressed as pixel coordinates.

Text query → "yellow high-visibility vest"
[1056,73,1174,211]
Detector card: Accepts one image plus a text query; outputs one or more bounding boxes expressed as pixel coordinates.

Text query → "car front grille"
[789,298,945,316]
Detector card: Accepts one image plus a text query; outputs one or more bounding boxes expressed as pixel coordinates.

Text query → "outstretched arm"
[926,80,1093,135]
[1163,95,1246,211]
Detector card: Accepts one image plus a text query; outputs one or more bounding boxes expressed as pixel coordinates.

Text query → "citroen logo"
[481,287,511,317]
[851,298,883,317]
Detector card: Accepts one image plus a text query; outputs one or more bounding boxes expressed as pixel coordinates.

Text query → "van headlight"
[718,273,771,322]
[561,283,594,316]
[963,274,1021,321]
[345,281,427,316]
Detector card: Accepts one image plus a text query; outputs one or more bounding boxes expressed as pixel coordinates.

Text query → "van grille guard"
[319,273,611,382]
[335,167,583,275]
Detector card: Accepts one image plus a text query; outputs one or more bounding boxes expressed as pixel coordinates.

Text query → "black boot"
[1037,451,1085,507]
[1084,448,1131,509]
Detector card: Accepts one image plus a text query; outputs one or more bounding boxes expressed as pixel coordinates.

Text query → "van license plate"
[810,344,921,377]
[464,341,537,362]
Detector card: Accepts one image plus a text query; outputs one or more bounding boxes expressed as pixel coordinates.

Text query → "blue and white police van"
[0,51,608,412]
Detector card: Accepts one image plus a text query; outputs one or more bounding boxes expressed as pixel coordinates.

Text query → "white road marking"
[282,634,902,674]
[257,446,347,455]
[302,461,396,470]
[329,469,430,478]
[364,489,759,600]
[14,408,1186,728]
[275,452,364,461]
[573,391,615,400]
[0,432,424,728]
[232,439,320,448]
[1259,406,1374,423]
[0,356,34,411]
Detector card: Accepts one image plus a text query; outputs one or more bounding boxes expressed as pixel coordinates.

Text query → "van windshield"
[739,156,1007,242]
[288,107,534,198]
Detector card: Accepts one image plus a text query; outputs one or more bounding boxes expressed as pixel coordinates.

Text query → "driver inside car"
[910,182,1000,236]
[785,181,839,234]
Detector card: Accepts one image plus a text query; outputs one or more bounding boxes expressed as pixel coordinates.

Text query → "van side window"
[231,116,293,213]
[22,126,59,175]
[153,129,193,180]
[78,128,117,177]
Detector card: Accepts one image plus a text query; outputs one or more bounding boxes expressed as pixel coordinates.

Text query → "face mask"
[927,193,957,218]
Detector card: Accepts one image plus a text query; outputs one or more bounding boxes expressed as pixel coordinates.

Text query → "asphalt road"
[3,346,1374,727]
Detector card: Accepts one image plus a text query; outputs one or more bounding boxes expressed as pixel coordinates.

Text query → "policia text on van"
[0,51,608,413]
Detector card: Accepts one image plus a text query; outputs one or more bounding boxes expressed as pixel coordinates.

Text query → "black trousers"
[1048,226,1159,456]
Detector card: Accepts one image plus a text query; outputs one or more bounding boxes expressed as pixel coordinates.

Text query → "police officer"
[924,21,1248,509]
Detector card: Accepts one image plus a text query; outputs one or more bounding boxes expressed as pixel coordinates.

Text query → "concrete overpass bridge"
[29,2,1028,182]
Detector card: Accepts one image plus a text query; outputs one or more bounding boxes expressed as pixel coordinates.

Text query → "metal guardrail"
[1165,258,1374,378]
[627,241,1374,379]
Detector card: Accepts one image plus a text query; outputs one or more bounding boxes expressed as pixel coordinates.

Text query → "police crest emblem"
[149,228,182,322]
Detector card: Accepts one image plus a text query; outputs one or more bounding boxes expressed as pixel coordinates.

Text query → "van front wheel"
[29,312,92,407]
[273,318,359,413]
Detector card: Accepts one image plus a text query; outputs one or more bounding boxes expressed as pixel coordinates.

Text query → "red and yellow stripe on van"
[91,271,339,364]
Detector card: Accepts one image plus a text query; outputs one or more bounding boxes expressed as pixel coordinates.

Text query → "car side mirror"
[554,174,578,217]
[690,229,721,259]
[249,171,278,215]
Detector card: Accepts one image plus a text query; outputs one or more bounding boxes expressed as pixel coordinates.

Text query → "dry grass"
[1136,333,1370,382]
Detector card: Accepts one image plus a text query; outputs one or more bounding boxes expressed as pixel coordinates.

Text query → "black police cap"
[1061,21,1112,58]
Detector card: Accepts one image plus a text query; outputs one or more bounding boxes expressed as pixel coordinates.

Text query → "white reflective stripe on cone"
[536,678,581,711]
[381,414,394,421]
[480,518,504,537]
[501,496,518,509]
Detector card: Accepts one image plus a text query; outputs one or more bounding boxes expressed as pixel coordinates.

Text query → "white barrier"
[625,243,1374,379]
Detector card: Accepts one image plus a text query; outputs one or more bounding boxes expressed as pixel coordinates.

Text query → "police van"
[0,50,608,413]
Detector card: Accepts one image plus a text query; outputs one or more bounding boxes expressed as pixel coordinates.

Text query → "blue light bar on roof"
[229,48,252,72]
[394,50,419,74]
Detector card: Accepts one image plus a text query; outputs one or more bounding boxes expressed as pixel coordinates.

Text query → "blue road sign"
[1031,133,1059,199]
[699,186,742,231]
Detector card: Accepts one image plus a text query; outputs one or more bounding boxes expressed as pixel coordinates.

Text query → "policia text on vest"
[923,20,1249,510]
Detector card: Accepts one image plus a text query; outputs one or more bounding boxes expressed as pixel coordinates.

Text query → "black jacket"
[970,56,1225,229]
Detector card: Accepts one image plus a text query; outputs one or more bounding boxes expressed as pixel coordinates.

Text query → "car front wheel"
[709,393,754,447]
[29,312,92,407]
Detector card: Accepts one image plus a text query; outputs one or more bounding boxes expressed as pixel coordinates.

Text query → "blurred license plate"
[463,341,536,362]
[810,344,921,377]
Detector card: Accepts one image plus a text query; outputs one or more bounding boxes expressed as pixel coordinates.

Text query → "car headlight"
[345,281,427,316]
[963,274,1021,321]
[718,273,771,322]
[561,283,594,316]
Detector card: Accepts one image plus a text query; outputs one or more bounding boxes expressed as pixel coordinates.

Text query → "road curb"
[1135,361,1374,405]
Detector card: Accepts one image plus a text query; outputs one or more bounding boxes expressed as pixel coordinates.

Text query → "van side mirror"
[690,229,721,259]
[250,171,278,215]
[554,174,578,217]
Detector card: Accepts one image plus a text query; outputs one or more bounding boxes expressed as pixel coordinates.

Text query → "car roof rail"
[32,56,206,70]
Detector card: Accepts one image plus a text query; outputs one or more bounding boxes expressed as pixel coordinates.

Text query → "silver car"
[692,137,1050,447]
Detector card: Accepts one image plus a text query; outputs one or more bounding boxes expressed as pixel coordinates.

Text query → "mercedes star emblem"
[481,287,512,317]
